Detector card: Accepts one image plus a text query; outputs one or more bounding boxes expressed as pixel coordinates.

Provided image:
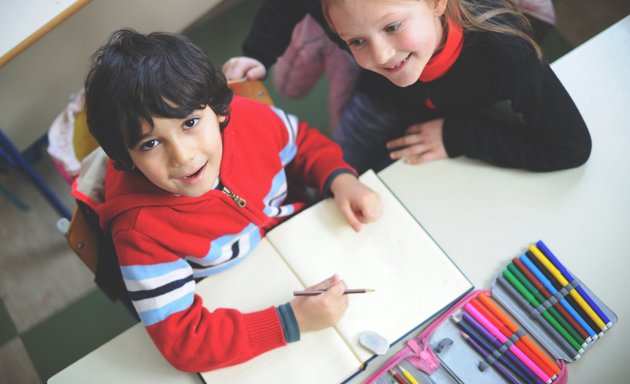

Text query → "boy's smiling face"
[128,106,225,197]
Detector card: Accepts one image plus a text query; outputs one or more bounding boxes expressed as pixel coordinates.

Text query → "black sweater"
[242,0,591,171]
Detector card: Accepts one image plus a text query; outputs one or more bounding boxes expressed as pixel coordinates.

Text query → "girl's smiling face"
[328,0,447,87]
[128,106,225,197]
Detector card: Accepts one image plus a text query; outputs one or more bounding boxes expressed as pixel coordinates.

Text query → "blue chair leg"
[0,129,72,219]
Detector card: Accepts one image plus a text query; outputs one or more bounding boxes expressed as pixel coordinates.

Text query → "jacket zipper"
[222,186,247,208]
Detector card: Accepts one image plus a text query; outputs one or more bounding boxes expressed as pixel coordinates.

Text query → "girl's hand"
[222,57,266,81]
[330,173,382,232]
[291,274,349,332]
[386,118,448,165]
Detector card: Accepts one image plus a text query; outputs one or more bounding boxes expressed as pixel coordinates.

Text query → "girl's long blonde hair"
[322,0,542,59]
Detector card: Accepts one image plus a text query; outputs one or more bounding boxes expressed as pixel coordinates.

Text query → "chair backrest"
[72,107,100,163]
[228,78,274,106]
[65,80,273,299]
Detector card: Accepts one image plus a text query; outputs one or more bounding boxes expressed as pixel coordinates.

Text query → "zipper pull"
[222,186,247,208]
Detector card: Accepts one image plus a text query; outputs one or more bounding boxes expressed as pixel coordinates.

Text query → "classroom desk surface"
[375,14,630,384]
[48,14,630,384]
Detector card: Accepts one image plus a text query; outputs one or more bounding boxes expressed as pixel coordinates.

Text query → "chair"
[58,79,274,303]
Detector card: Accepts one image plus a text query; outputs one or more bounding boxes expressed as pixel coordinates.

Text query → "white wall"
[0,0,223,150]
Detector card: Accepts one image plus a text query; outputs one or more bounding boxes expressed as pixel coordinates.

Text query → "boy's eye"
[384,22,401,33]
[140,139,159,151]
[184,118,199,129]
[347,38,365,48]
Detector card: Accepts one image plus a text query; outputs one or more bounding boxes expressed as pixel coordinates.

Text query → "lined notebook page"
[267,170,472,363]
[197,239,360,383]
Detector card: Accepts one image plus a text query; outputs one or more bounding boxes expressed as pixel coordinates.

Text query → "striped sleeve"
[121,259,195,326]
[269,106,355,193]
[113,228,286,371]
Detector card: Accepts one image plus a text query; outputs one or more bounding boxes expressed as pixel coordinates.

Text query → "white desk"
[48,15,630,384]
[0,0,90,67]
[375,14,630,384]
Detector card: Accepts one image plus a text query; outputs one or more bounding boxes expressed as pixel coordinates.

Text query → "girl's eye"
[184,118,199,129]
[140,139,159,151]
[347,38,365,48]
[384,22,401,33]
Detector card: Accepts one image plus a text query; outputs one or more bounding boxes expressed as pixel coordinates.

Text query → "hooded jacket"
[91,96,354,371]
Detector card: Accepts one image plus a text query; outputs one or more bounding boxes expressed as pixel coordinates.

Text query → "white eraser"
[358,330,389,355]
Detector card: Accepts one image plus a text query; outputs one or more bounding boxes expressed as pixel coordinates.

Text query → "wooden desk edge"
[0,0,91,68]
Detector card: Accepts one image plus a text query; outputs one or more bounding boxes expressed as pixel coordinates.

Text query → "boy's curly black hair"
[84,28,233,171]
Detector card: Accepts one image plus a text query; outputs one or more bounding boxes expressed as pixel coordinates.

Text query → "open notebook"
[198,170,472,383]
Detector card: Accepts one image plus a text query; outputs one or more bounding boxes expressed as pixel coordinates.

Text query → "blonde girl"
[322,0,590,172]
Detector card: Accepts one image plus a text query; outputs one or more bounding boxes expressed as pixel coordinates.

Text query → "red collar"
[419,18,463,82]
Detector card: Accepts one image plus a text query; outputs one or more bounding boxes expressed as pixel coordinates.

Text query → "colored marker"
[508,263,587,347]
[397,365,420,384]
[526,251,603,336]
[456,314,542,384]
[497,275,580,359]
[519,253,598,340]
[464,302,551,383]
[469,297,556,379]
[513,258,591,342]
[536,240,612,327]
[503,268,583,353]
[461,332,521,384]
[529,245,607,331]
[477,293,561,375]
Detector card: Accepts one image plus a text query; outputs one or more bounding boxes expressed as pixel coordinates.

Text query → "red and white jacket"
[78,96,354,371]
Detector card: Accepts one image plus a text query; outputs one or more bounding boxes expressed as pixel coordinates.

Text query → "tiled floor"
[0,151,139,383]
[0,0,625,383]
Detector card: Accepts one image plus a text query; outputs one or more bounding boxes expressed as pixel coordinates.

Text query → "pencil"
[293,288,374,296]
[389,369,408,384]
[397,365,420,384]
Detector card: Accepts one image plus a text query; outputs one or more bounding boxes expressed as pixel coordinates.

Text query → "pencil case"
[364,241,617,384]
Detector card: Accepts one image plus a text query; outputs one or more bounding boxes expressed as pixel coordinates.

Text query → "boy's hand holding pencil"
[291,274,349,333]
